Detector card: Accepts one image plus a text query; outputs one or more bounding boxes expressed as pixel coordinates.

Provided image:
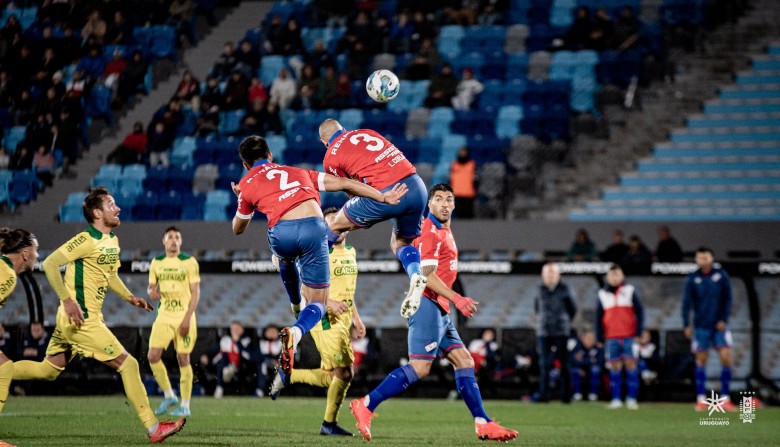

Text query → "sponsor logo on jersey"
[66,235,87,252]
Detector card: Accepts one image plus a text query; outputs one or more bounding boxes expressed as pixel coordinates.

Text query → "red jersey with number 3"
[324,129,416,190]
[235,160,326,228]
[414,215,458,314]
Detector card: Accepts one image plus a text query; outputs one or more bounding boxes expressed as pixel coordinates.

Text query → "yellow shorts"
[46,310,125,362]
[310,318,353,370]
[149,315,197,354]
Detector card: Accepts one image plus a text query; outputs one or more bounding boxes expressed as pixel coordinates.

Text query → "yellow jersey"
[149,253,200,324]
[47,226,123,321]
[313,244,357,332]
[0,255,17,310]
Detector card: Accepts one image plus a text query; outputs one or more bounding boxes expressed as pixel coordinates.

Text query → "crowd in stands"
[567,226,684,264]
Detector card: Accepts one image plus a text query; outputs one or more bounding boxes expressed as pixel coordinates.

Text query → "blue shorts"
[407,298,464,360]
[605,337,636,362]
[343,174,427,239]
[692,328,732,352]
[267,217,329,289]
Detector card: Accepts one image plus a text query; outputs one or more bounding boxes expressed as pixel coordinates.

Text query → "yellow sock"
[324,377,350,423]
[149,360,172,395]
[12,358,62,381]
[179,364,193,402]
[117,356,157,429]
[0,360,12,413]
[290,369,331,388]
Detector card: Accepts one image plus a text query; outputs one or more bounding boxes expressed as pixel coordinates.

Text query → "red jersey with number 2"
[414,216,458,314]
[324,129,416,190]
[235,160,326,228]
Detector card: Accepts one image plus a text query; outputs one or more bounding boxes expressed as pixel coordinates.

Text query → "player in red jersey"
[318,119,429,319]
[231,135,406,374]
[349,184,518,443]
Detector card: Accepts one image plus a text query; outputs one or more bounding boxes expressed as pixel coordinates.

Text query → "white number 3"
[266,169,301,190]
[349,133,385,151]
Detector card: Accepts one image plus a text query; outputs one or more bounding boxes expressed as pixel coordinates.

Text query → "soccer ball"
[366,69,400,103]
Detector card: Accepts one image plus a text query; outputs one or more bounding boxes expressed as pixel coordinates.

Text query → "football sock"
[720,366,732,397]
[117,356,157,429]
[324,377,350,423]
[590,364,601,395]
[291,369,332,388]
[293,302,326,338]
[278,259,301,306]
[455,368,491,422]
[571,370,582,394]
[609,369,622,401]
[326,229,341,248]
[0,360,12,413]
[366,364,418,412]
[149,361,172,396]
[181,400,190,410]
[695,366,707,397]
[180,364,193,403]
[395,245,422,277]
[626,368,639,400]
[12,358,62,381]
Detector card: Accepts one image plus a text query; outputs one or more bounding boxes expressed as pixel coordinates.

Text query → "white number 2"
[349,133,385,151]
[266,169,301,190]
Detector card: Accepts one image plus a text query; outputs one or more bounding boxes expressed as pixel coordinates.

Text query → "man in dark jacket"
[535,262,577,403]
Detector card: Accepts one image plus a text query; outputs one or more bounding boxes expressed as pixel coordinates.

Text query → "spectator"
[565,6,591,50]
[569,330,602,401]
[169,0,197,45]
[351,325,370,377]
[587,8,614,51]
[200,75,223,108]
[36,48,61,84]
[9,144,33,170]
[223,70,249,111]
[477,3,503,25]
[614,6,641,50]
[654,226,683,262]
[256,324,282,395]
[213,42,237,79]
[173,70,200,104]
[33,145,56,187]
[261,102,283,135]
[452,68,484,111]
[448,0,480,26]
[635,329,659,385]
[66,70,88,99]
[262,15,285,55]
[305,40,334,75]
[389,11,415,54]
[602,230,629,263]
[58,27,82,66]
[14,89,36,125]
[107,121,147,165]
[81,10,107,43]
[147,122,172,167]
[37,87,63,117]
[234,40,260,79]
[622,235,652,267]
[105,10,129,45]
[567,228,598,261]
[0,323,15,361]
[279,18,304,56]
[248,77,268,107]
[333,71,352,109]
[103,50,127,90]
[0,70,15,108]
[19,321,49,362]
[468,328,498,376]
[449,147,477,219]
[596,264,644,409]
[195,99,220,137]
[0,147,9,169]
[411,11,436,48]
[535,262,576,403]
[211,321,255,398]
[116,51,149,105]
[296,63,320,110]
[1,15,23,45]
[317,66,338,109]
[269,68,297,110]
[346,41,371,80]
[403,54,432,81]
[416,38,441,70]
[425,63,458,108]
[51,71,67,99]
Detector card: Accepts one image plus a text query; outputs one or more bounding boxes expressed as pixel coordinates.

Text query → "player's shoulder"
[178,252,193,261]
[152,254,166,262]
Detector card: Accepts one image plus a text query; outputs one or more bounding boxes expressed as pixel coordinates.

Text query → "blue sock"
[720,366,731,397]
[278,259,301,305]
[590,365,601,396]
[326,229,340,248]
[395,245,421,277]
[571,371,582,394]
[626,368,639,399]
[366,364,418,412]
[455,368,491,421]
[609,369,622,400]
[695,366,707,397]
[292,302,325,335]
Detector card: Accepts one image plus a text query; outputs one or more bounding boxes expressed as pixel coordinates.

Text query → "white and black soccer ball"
[366,69,400,103]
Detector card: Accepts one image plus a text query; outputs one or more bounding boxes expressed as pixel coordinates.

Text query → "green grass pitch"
[1,396,777,446]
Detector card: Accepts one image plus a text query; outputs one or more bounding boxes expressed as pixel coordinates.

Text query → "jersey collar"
[428,213,444,229]
[252,159,270,168]
[328,129,344,146]
[0,255,12,270]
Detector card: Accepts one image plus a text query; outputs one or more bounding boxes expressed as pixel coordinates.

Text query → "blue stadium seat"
[4,126,27,152]
[132,192,158,220]
[59,203,84,222]
[144,165,169,190]
[85,85,114,124]
[149,25,177,61]
[219,110,246,135]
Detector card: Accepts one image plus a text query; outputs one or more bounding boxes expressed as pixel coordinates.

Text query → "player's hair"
[238,135,270,165]
[164,226,181,236]
[696,246,713,255]
[428,183,454,197]
[0,227,36,254]
[83,186,111,223]
[608,263,622,272]
[323,207,339,217]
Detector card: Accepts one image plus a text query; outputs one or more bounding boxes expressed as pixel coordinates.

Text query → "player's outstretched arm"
[322,174,408,204]
[108,274,153,311]
[425,271,479,318]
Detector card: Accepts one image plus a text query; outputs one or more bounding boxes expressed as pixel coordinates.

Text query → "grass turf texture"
[1,397,777,446]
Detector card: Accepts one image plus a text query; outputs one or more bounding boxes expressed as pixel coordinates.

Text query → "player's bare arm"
[352,301,366,339]
[232,214,250,235]
[322,174,408,204]
[424,271,479,318]
[179,281,201,337]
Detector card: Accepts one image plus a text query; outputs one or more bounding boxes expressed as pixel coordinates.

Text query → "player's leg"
[12,319,70,381]
[555,336,572,403]
[321,324,355,435]
[692,328,711,409]
[391,177,429,317]
[171,315,197,416]
[537,337,552,401]
[605,339,624,408]
[589,362,601,401]
[276,256,303,314]
[0,353,12,413]
[148,322,178,414]
[623,339,639,410]
[716,328,737,411]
